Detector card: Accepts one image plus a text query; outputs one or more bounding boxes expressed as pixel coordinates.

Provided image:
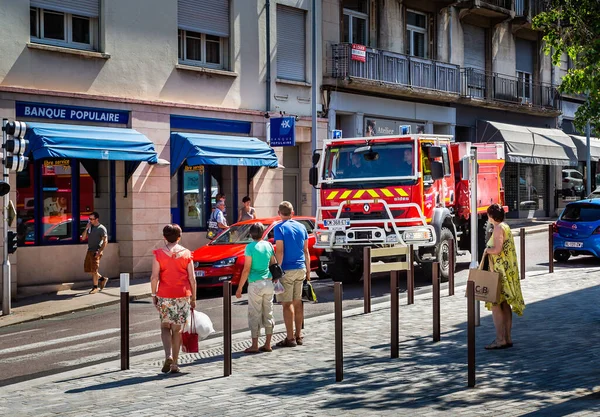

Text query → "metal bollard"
[520,228,526,281]
[467,281,476,388]
[432,262,440,343]
[407,245,414,305]
[548,224,554,274]
[120,273,130,371]
[391,270,399,359]
[363,247,372,314]
[334,282,343,382]
[448,239,455,296]
[223,282,232,377]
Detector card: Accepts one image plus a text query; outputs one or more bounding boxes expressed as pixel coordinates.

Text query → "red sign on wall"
[351,44,366,62]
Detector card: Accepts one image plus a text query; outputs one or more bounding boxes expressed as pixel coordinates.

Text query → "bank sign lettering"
[270,116,296,147]
[16,102,130,125]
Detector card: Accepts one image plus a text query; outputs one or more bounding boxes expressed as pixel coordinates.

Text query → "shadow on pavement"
[65,372,186,393]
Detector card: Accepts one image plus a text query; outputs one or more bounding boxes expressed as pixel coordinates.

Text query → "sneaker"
[99,277,109,291]
[89,287,99,294]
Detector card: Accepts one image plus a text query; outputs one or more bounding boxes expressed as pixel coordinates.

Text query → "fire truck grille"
[339,209,405,221]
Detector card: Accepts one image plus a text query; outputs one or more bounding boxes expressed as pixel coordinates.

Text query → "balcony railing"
[483,0,513,9]
[330,43,461,94]
[461,68,561,110]
[515,0,547,16]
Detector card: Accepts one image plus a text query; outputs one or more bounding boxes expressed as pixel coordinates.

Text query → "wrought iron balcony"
[456,0,514,20]
[515,0,547,17]
[329,43,461,95]
[461,68,561,110]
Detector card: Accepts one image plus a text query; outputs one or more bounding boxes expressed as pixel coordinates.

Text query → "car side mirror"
[309,167,319,187]
[431,161,444,181]
[428,146,442,159]
[461,156,471,181]
[312,152,320,165]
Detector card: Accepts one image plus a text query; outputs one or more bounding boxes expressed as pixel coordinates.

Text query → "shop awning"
[476,120,578,166]
[24,122,158,163]
[170,132,279,176]
[570,135,600,162]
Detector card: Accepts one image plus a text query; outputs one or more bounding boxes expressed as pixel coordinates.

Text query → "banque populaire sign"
[16,102,130,125]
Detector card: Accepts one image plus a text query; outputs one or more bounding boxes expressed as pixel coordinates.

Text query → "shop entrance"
[283,146,300,215]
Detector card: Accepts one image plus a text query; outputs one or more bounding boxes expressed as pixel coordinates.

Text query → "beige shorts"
[279,269,306,303]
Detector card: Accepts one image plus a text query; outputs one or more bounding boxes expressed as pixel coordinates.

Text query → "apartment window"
[517,71,533,101]
[406,10,427,58]
[178,0,230,70]
[277,5,306,82]
[342,0,368,45]
[30,7,96,50]
[515,38,535,102]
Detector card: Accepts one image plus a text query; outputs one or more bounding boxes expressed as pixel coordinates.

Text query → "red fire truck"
[308,133,505,282]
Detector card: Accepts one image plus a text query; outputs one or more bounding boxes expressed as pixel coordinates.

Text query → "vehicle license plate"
[324,219,350,228]
[565,241,583,248]
[195,270,205,277]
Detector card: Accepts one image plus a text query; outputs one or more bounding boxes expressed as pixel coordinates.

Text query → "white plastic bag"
[273,280,285,295]
[183,309,215,341]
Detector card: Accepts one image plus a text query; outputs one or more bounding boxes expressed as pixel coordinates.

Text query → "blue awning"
[170,132,278,176]
[24,122,158,163]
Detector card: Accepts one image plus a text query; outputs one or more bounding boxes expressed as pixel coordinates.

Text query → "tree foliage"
[533,0,600,134]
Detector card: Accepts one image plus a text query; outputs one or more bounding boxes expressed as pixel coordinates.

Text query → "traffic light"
[7,230,17,254]
[2,120,28,172]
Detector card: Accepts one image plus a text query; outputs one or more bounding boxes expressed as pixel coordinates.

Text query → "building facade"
[321,0,579,219]
[0,0,326,301]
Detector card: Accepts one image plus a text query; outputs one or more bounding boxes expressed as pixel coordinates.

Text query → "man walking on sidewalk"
[274,201,310,348]
[82,212,108,294]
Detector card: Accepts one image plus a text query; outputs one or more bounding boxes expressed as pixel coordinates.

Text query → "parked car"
[562,169,584,196]
[552,199,600,262]
[193,216,327,290]
[587,187,600,200]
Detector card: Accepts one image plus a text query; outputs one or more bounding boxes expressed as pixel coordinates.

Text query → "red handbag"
[181,309,199,353]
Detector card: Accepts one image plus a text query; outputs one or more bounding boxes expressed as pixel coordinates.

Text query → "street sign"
[270,117,296,147]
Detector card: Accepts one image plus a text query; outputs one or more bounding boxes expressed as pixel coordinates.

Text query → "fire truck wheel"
[425,227,455,282]
[329,257,362,283]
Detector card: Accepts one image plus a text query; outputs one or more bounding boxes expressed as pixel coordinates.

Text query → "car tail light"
[564,178,570,183]
[552,223,558,234]
[593,226,600,235]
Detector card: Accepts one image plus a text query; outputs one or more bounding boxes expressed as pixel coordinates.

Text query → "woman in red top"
[150,224,196,373]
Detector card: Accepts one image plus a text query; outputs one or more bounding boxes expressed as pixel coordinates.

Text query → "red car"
[193,216,327,289]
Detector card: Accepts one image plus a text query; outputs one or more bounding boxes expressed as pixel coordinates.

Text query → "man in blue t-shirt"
[273,201,310,348]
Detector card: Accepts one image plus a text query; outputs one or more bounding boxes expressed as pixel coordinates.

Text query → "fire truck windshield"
[323,143,415,183]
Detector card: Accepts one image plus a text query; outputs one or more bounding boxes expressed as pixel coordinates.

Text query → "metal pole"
[467,281,476,388]
[520,228,526,281]
[363,247,371,314]
[469,146,480,326]
[448,238,455,296]
[432,262,440,343]
[334,282,343,382]
[120,273,130,370]
[391,270,399,359]
[223,282,232,377]
[586,121,591,196]
[407,245,414,305]
[310,0,318,216]
[548,224,554,274]
[2,119,10,316]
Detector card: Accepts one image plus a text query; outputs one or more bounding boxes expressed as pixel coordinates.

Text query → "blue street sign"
[269,117,296,146]
[332,129,342,139]
[16,102,129,125]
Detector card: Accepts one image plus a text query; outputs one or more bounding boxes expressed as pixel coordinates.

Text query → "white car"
[587,187,600,199]
[562,169,584,196]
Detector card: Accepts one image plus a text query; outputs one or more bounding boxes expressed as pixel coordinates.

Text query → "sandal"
[244,347,260,354]
[161,358,173,373]
[485,340,508,350]
[259,346,272,353]
[295,336,304,346]
[170,364,180,373]
[276,338,297,348]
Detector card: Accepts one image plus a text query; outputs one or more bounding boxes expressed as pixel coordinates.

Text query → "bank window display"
[179,165,223,230]
[17,159,114,246]
[30,7,97,51]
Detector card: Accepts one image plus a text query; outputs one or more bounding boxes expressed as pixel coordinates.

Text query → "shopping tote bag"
[181,309,199,353]
[466,255,501,303]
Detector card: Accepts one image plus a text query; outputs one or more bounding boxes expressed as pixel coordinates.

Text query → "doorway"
[283,146,300,214]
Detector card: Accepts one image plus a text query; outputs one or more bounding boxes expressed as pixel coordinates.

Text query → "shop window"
[518,164,545,211]
[179,165,224,231]
[342,0,368,45]
[178,30,225,69]
[406,10,427,58]
[17,159,114,247]
[30,8,97,51]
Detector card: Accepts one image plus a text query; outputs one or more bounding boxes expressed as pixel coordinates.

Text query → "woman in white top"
[238,196,257,222]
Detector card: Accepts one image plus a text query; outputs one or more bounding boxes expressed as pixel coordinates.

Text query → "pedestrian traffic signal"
[7,230,17,254]
[2,120,28,172]
[0,181,9,197]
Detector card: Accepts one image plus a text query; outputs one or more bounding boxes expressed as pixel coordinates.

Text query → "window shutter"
[515,38,535,73]
[277,5,306,82]
[178,0,230,37]
[463,24,485,70]
[31,0,99,17]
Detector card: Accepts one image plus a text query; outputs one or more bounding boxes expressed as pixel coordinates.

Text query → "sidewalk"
[0,220,555,329]
[2,267,599,416]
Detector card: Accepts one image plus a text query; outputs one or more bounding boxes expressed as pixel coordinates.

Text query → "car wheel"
[329,256,362,284]
[316,263,330,279]
[553,249,570,263]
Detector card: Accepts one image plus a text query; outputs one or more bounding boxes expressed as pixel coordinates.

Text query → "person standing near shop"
[238,196,257,222]
[82,212,108,294]
[273,201,310,348]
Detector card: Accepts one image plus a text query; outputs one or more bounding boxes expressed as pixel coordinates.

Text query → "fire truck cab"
[309,133,505,283]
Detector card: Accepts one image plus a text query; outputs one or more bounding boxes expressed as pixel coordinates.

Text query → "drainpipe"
[266,0,271,113]
[448,7,453,63]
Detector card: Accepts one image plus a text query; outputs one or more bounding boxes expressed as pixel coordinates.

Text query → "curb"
[511,225,551,237]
